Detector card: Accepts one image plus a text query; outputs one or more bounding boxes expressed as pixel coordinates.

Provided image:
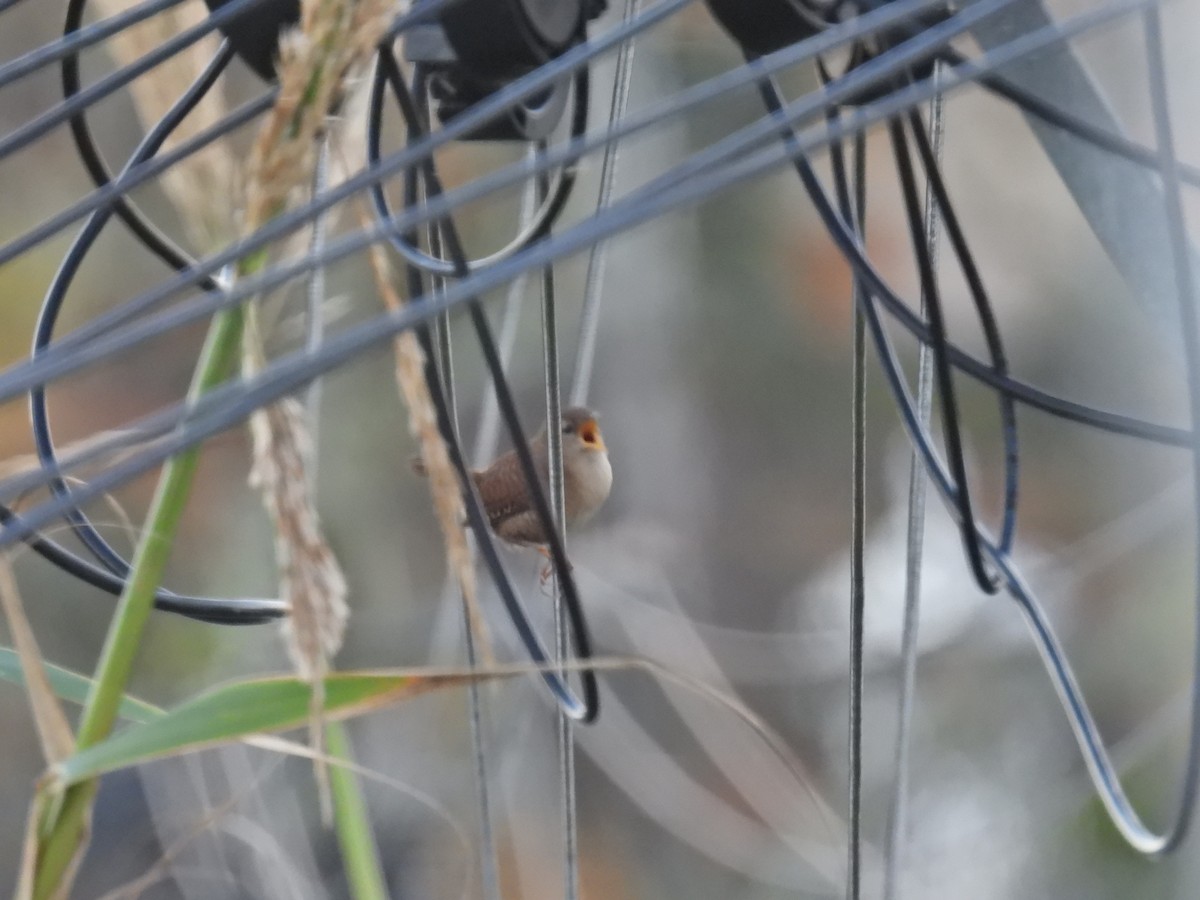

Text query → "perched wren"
[416,407,613,548]
[473,406,613,547]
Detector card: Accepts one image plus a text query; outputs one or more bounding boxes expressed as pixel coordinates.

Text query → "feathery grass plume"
[246,393,349,670]
[91,0,238,246]
[239,0,398,818]
[243,0,396,230]
[363,237,494,664]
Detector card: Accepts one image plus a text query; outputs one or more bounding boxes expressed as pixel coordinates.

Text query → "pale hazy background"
[2,1,1200,897]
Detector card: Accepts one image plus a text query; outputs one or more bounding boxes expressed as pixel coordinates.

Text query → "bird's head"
[560,407,606,456]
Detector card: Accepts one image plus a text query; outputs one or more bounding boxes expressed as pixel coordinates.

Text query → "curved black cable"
[938,47,1200,189]
[367,56,585,276]
[766,70,1200,855]
[0,0,975,392]
[0,90,275,273]
[824,28,1021,565]
[21,30,283,624]
[0,503,284,623]
[385,52,598,722]
[2,9,1185,555]
[0,0,275,164]
[2,0,932,274]
[63,0,225,288]
[817,51,1018,581]
[816,52,1003,595]
[902,104,1020,555]
[34,38,233,572]
[0,1,1184,456]
[1,1,1186,464]
[883,113,999,591]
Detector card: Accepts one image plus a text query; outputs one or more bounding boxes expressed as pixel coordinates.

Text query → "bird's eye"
[563,423,575,434]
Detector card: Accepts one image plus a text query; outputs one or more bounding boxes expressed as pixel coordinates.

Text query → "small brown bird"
[475,406,613,547]
[417,407,613,547]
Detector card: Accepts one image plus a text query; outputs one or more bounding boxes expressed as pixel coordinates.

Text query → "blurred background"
[2,0,1200,896]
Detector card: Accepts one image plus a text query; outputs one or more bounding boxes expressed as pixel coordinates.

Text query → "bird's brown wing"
[473,450,547,545]
[493,510,548,546]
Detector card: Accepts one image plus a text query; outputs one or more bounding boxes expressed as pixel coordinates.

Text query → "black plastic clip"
[202,0,300,81]
[405,0,607,141]
[706,0,951,103]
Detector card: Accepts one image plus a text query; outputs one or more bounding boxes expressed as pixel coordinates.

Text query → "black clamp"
[405,0,607,141]
[706,0,827,58]
[203,0,606,140]
[706,0,951,103]
[202,0,300,81]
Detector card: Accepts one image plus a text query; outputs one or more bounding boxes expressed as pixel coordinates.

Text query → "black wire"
[903,105,1020,554]
[0,0,689,388]
[885,114,999,591]
[823,29,1019,577]
[367,57,584,277]
[823,82,869,900]
[0,0,1172,549]
[24,36,259,623]
[939,47,1200,190]
[0,0,968,386]
[0,90,275,272]
[0,0,938,274]
[41,17,227,550]
[1138,2,1200,854]
[386,54,598,722]
[4,0,464,623]
[0,0,1176,455]
[61,0,224,287]
[0,0,273,164]
[759,63,1200,854]
[756,73,1007,536]
[13,32,280,623]
[0,0,186,92]
[0,507,283,623]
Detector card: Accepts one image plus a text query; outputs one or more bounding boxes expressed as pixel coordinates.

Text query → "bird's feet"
[537,546,573,591]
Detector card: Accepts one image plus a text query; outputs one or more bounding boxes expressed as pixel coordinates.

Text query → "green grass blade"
[0,647,163,725]
[56,670,499,785]
[328,721,388,900]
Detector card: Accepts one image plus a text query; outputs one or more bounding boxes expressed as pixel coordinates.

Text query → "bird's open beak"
[579,418,606,452]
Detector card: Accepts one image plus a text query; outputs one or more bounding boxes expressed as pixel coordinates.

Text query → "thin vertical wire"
[429,228,454,414]
[473,151,540,463]
[847,124,868,900]
[883,67,943,900]
[1143,4,1200,853]
[439,252,502,900]
[413,75,502,899]
[811,66,867,900]
[538,149,579,900]
[570,0,640,407]
[463,175,534,900]
[428,165,536,659]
